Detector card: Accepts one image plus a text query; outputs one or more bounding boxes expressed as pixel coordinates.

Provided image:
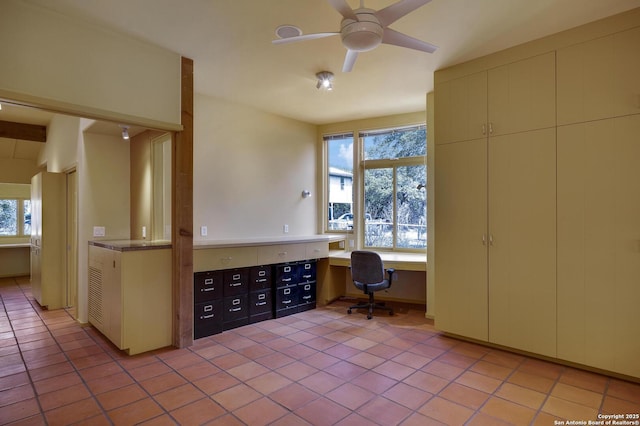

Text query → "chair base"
[347,293,394,320]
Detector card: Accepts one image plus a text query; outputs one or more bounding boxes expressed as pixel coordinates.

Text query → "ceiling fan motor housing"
[340,9,383,52]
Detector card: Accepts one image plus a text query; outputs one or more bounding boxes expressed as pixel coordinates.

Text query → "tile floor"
[1,276,639,425]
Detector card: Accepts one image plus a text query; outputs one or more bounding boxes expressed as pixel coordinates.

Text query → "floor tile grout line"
[1,277,50,423]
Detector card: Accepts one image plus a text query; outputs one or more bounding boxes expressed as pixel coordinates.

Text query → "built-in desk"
[324,250,427,306]
[329,250,426,271]
[0,243,30,278]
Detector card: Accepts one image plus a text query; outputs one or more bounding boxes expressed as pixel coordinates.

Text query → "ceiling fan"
[272,0,437,72]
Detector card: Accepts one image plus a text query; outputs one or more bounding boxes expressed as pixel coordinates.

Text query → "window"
[325,133,354,231]
[0,198,31,237]
[361,125,426,250]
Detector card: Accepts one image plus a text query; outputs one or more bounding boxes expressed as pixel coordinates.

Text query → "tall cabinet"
[435,52,558,357]
[30,171,66,310]
[555,26,640,379]
[435,17,640,379]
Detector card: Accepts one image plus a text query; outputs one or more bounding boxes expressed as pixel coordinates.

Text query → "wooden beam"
[0,120,46,142]
[172,57,194,348]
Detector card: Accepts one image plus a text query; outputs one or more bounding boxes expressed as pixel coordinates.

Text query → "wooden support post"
[173,57,194,348]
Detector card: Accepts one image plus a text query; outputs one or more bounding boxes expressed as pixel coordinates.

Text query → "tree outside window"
[362,125,426,250]
[0,199,31,237]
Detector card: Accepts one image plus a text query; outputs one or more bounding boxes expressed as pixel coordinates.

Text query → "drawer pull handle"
[221,257,233,263]
[284,289,291,295]
[230,307,241,312]
[278,252,287,256]
[305,264,312,269]
[202,288,215,292]
[304,285,311,290]
[258,294,266,300]
[230,282,242,287]
[303,295,311,300]
[232,299,240,305]
[204,305,213,312]
[284,266,291,272]
[201,314,214,319]
[283,300,291,304]
[257,302,267,306]
[204,278,214,285]
[258,271,266,277]
[257,278,267,283]
[302,274,311,279]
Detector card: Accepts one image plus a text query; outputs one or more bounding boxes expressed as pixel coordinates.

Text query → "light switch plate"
[93,226,105,237]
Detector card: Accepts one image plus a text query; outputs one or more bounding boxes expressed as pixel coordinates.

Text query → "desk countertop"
[329,250,427,271]
[194,234,345,249]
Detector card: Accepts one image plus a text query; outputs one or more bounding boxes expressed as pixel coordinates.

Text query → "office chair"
[348,251,394,319]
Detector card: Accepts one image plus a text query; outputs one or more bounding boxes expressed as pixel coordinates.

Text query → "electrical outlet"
[283,224,289,233]
[200,226,208,237]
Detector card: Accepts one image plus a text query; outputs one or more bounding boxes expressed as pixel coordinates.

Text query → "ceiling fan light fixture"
[316,71,334,90]
[341,14,383,52]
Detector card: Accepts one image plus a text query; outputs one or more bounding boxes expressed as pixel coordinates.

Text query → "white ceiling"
[10,0,640,127]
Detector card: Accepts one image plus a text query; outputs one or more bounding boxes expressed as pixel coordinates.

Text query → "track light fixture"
[120,125,130,140]
[316,71,334,91]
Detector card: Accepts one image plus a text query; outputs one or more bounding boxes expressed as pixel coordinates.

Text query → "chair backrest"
[350,251,385,285]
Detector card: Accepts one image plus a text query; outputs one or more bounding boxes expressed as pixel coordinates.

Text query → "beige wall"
[76,127,131,322]
[193,94,318,240]
[0,159,40,184]
[130,130,167,241]
[0,0,181,130]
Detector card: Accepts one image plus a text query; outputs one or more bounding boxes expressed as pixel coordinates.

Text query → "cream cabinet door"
[488,52,556,136]
[557,116,640,378]
[435,138,488,341]
[557,27,640,125]
[435,71,487,145]
[488,128,557,358]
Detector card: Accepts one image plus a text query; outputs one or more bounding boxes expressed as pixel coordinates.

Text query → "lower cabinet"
[88,245,172,355]
[194,260,317,339]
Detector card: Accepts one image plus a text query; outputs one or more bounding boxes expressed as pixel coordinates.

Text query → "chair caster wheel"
[389,311,394,316]
[347,309,352,314]
[367,314,372,320]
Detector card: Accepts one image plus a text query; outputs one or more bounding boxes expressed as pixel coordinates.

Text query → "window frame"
[322,123,427,252]
[0,197,31,238]
[324,132,355,233]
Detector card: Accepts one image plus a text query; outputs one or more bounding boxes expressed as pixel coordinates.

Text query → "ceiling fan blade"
[382,28,437,53]
[272,32,339,45]
[342,49,359,72]
[377,0,432,27]
[327,0,357,20]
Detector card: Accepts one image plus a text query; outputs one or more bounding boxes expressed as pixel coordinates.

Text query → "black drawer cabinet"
[298,260,317,283]
[194,258,319,339]
[223,268,249,297]
[275,263,298,286]
[275,283,299,318]
[250,265,272,291]
[223,294,249,330]
[297,281,316,312]
[249,288,273,323]
[194,270,223,303]
[194,300,223,338]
